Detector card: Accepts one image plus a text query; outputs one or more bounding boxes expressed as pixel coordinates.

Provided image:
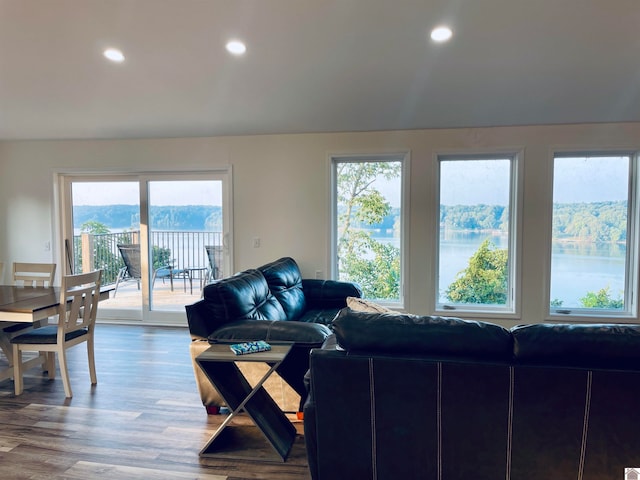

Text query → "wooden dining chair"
[1,262,57,363]
[11,270,102,397]
[12,262,56,287]
[3,262,57,338]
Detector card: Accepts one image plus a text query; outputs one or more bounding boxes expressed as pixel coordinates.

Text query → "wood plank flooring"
[0,324,311,480]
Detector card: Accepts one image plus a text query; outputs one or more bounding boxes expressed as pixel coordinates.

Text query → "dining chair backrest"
[10,269,102,398]
[0,262,4,282]
[13,262,56,287]
[59,270,102,337]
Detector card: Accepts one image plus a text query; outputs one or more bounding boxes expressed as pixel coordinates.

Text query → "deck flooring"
[101,277,204,312]
[0,324,311,480]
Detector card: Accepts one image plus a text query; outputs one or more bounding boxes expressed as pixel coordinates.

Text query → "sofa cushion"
[332,308,513,360]
[209,319,331,347]
[512,323,640,368]
[259,257,306,321]
[202,269,287,322]
[346,296,393,313]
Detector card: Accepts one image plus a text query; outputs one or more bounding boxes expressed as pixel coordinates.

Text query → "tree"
[340,232,400,299]
[336,162,401,300]
[80,220,110,235]
[152,245,172,269]
[79,221,121,283]
[579,286,623,309]
[445,238,508,305]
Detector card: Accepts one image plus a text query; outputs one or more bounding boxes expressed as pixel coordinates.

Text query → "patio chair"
[113,244,184,297]
[11,270,102,397]
[204,245,223,283]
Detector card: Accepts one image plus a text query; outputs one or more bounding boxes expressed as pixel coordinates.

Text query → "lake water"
[377,231,626,307]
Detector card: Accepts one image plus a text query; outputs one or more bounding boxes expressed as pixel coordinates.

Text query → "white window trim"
[330,152,409,309]
[546,150,639,321]
[434,150,523,319]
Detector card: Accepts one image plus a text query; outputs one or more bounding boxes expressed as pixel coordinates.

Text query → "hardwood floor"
[0,324,311,480]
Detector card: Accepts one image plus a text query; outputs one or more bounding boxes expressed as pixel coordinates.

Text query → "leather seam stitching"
[369,358,377,480]
[437,362,442,480]
[506,366,514,480]
[578,371,592,480]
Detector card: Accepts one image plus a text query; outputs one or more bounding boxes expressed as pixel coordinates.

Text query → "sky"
[440,159,511,205]
[553,156,629,204]
[72,180,222,206]
[440,155,629,205]
[72,155,629,208]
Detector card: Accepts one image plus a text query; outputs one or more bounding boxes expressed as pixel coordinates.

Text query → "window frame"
[56,168,233,326]
[330,152,408,308]
[547,150,639,320]
[434,151,523,318]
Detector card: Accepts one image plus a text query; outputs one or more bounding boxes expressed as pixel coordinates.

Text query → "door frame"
[55,168,233,326]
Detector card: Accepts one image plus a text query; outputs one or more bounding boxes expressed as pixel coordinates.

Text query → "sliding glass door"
[146,178,226,312]
[59,171,231,325]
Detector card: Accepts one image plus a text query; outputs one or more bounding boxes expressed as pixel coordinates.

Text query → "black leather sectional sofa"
[304,308,640,480]
[186,256,362,412]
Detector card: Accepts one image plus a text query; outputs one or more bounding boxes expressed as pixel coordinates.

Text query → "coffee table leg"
[197,359,297,460]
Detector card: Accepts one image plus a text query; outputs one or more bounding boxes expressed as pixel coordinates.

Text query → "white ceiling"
[1,0,639,141]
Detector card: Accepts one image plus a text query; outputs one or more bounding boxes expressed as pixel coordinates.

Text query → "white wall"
[1,122,639,326]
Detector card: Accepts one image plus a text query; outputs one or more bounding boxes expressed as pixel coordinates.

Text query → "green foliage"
[340,232,400,299]
[73,205,223,231]
[80,220,110,235]
[77,221,122,283]
[552,201,627,243]
[445,238,508,305]
[579,287,623,309]
[75,222,173,284]
[152,246,172,269]
[447,238,623,310]
[440,201,626,243]
[550,298,564,307]
[337,161,401,300]
[441,205,508,231]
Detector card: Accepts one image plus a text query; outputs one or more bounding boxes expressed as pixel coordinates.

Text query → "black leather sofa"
[304,308,640,480]
[186,256,362,412]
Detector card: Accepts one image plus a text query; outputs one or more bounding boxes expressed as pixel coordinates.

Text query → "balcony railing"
[73,230,223,285]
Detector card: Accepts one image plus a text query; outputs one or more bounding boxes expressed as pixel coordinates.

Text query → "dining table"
[0,285,112,383]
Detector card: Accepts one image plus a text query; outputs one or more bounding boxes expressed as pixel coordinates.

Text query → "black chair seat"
[10,326,88,345]
[2,323,32,334]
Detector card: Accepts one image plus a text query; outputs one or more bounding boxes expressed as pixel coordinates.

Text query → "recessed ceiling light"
[226,40,247,56]
[430,26,453,43]
[103,48,125,63]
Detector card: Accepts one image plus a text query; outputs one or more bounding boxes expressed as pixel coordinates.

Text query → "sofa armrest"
[302,279,363,310]
[208,319,331,347]
[209,319,332,409]
[185,299,222,339]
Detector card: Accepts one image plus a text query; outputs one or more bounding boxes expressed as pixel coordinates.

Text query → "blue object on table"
[229,340,272,355]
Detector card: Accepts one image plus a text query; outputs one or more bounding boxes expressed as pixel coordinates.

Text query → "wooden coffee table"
[195,343,297,461]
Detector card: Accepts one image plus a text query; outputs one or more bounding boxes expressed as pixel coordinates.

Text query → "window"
[437,154,519,313]
[332,154,405,305]
[549,153,638,317]
[59,171,232,325]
